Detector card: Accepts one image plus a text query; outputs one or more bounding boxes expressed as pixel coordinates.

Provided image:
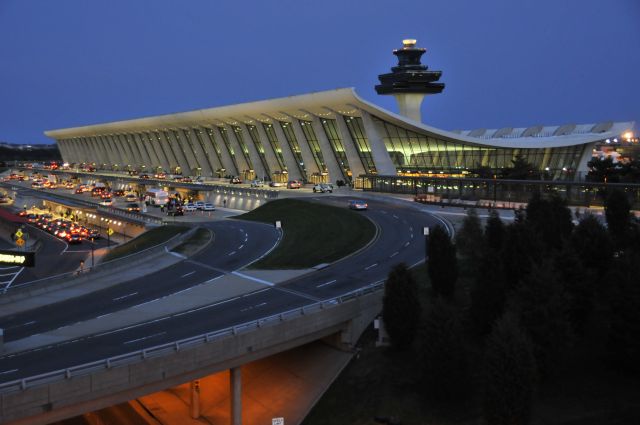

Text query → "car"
[139,173,150,179]
[26,213,38,222]
[99,198,113,206]
[269,181,284,187]
[88,229,100,240]
[125,194,137,202]
[250,179,265,187]
[126,203,140,212]
[194,201,205,210]
[74,188,84,194]
[167,205,184,216]
[154,172,167,179]
[66,233,82,244]
[203,203,215,211]
[112,190,125,197]
[184,203,197,212]
[313,183,333,193]
[229,177,242,184]
[287,180,302,189]
[348,200,368,210]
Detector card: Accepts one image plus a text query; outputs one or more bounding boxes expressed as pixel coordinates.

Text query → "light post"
[90,237,95,268]
[423,226,430,262]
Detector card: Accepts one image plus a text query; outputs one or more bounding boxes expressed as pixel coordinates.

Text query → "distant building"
[45,40,634,184]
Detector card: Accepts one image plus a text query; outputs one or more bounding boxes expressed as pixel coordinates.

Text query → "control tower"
[375,39,445,123]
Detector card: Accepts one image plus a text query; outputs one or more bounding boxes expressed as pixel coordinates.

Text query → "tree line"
[382,189,640,424]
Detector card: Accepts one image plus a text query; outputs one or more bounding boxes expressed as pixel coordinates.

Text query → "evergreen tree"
[427,225,458,299]
[485,209,505,252]
[469,251,508,337]
[570,214,614,277]
[500,221,542,291]
[419,298,470,400]
[382,263,422,350]
[604,189,632,249]
[552,246,593,335]
[455,208,484,275]
[483,313,537,425]
[508,261,571,374]
[525,192,573,251]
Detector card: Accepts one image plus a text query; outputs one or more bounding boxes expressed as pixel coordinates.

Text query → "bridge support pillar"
[230,367,242,425]
[190,380,201,419]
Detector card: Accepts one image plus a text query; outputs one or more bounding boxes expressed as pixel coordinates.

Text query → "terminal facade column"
[309,115,347,184]
[230,367,242,425]
[359,110,397,175]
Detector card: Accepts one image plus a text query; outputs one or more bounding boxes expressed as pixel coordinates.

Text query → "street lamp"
[423,226,430,262]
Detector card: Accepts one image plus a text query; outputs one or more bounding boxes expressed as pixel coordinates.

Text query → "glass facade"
[230,125,254,171]
[343,116,377,174]
[245,124,272,176]
[279,121,306,180]
[299,120,327,173]
[262,123,287,171]
[217,126,239,173]
[320,118,351,182]
[373,117,586,179]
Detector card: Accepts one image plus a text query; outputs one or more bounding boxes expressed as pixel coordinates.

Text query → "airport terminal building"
[45,41,634,186]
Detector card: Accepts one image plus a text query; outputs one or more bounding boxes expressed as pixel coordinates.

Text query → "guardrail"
[0,227,196,296]
[0,280,384,395]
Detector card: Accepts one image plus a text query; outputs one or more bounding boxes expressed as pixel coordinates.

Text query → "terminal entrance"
[309,172,329,184]
[271,170,289,184]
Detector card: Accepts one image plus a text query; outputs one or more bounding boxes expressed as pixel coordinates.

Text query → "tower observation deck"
[375,39,445,123]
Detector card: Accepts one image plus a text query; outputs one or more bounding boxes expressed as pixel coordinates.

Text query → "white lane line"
[180,271,196,278]
[392,214,399,219]
[244,236,248,242]
[240,302,268,312]
[3,267,24,292]
[112,292,138,301]
[19,320,37,327]
[365,263,378,270]
[232,271,274,286]
[0,369,18,375]
[409,226,413,232]
[238,244,244,250]
[228,251,236,256]
[316,279,337,288]
[59,240,71,254]
[123,332,166,345]
[0,266,19,270]
[410,233,414,239]
[404,241,410,247]
[390,251,399,258]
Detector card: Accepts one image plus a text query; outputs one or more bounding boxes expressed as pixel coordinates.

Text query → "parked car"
[250,179,264,187]
[348,200,368,210]
[287,180,302,189]
[313,183,333,193]
[184,203,197,212]
[203,203,215,211]
[230,177,243,184]
[269,181,284,187]
[194,201,205,210]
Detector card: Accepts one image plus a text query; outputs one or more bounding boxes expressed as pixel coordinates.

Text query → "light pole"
[423,226,430,262]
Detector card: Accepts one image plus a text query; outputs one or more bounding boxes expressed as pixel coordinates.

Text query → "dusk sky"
[1,0,638,145]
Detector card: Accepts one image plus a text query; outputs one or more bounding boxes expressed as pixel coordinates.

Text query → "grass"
[172,227,212,256]
[102,225,188,263]
[235,198,376,269]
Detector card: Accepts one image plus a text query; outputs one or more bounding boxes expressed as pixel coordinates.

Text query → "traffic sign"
[107,228,114,236]
[15,238,25,247]
[272,419,284,425]
[15,229,23,238]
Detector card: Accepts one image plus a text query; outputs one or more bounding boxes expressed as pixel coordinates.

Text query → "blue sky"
[1,0,638,145]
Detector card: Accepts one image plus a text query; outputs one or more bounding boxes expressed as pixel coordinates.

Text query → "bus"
[145,189,169,206]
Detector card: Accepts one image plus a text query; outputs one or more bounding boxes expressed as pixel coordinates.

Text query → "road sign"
[15,229,23,238]
[15,238,25,247]
[272,418,284,425]
[0,249,35,267]
[107,228,114,236]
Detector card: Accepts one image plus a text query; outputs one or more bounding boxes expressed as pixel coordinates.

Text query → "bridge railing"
[0,280,384,395]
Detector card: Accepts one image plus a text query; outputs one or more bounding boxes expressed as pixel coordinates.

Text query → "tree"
[455,208,484,275]
[483,313,537,425]
[485,209,505,252]
[604,189,632,249]
[382,263,422,350]
[419,298,469,400]
[525,192,573,251]
[469,251,508,338]
[508,261,571,374]
[586,156,621,183]
[552,246,593,335]
[570,214,614,277]
[500,220,542,291]
[427,225,458,299]
[503,154,539,180]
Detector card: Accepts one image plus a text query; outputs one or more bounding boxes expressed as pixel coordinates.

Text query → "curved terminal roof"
[46,88,634,150]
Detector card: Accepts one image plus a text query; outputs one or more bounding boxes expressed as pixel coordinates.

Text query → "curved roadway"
[0,197,443,381]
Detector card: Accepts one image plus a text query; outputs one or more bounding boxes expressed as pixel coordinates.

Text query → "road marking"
[123,332,166,345]
[112,292,138,301]
[393,214,399,219]
[240,302,268,312]
[390,251,399,258]
[404,241,410,247]
[409,226,413,232]
[3,267,24,292]
[365,263,378,270]
[410,233,414,239]
[316,279,337,288]
[238,244,244,250]
[232,271,274,286]
[180,271,196,278]
[0,369,18,375]
[228,251,236,256]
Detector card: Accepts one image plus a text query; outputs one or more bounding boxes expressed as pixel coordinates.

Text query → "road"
[0,196,442,382]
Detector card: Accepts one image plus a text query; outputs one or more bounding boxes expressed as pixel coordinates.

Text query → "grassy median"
[102,225,189,263]
[236,199,376,269]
